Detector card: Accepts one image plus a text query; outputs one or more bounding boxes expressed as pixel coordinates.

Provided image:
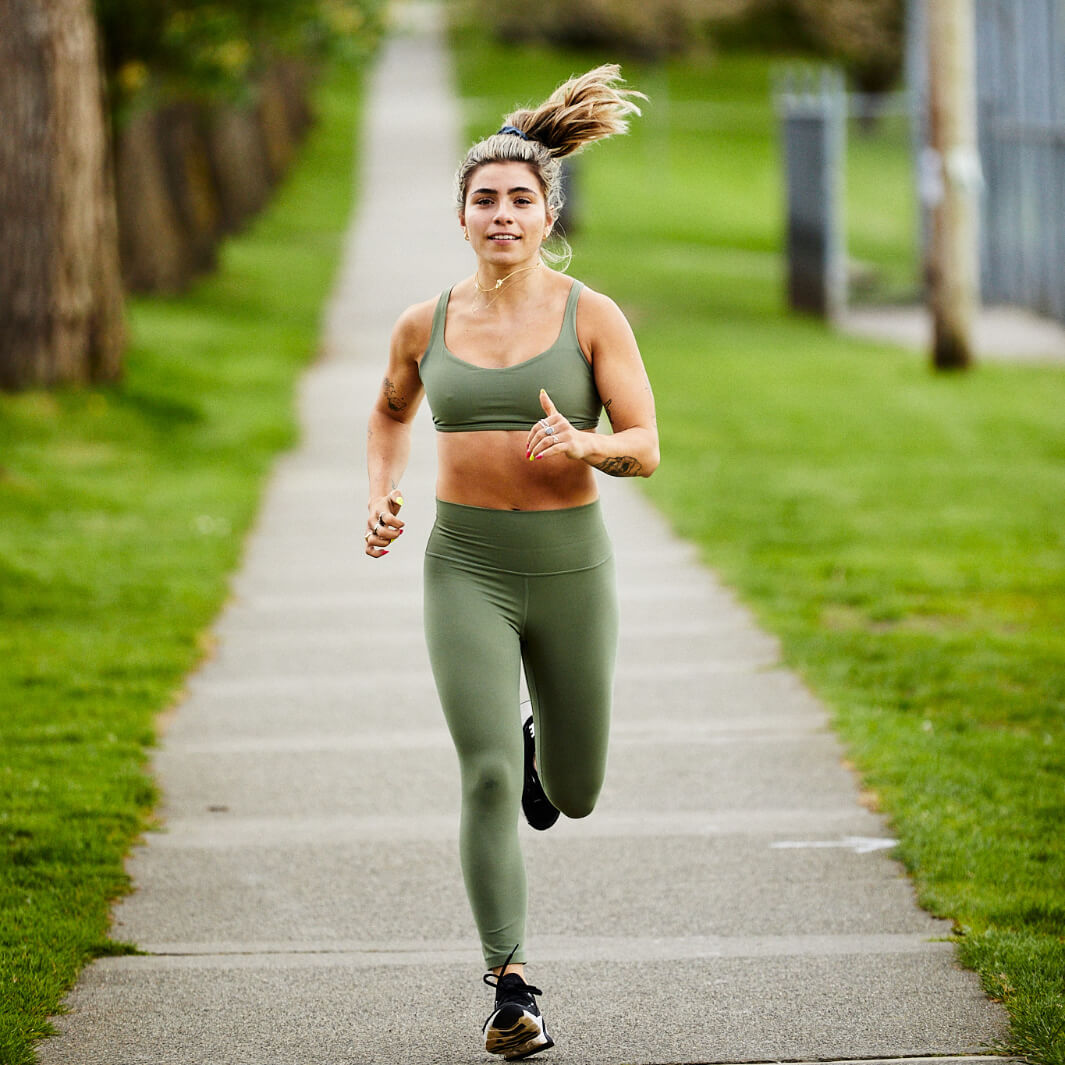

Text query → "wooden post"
[925,0,980,370]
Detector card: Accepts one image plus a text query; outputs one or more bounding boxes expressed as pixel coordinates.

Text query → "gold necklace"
[474,259,542,294]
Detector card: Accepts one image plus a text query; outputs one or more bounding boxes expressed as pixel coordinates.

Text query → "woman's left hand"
[526,389,588,463]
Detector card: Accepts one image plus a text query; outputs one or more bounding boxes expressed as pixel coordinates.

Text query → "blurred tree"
[479,0,691,59]
[0,0,126,389]
[792,0,905,94]
[95,0,378,114]
[706,0,905,91]
[0,0,381,387]
[94,0,381,292]
[470,0,904,91]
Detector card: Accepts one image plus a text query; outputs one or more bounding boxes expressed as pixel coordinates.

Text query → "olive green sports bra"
[418,280,602,433]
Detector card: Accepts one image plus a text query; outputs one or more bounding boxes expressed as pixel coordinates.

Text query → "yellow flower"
[117,61,149,95]
[322,0,364,35]
[214,38,251,74]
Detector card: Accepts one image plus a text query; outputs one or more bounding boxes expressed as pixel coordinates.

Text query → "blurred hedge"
[96,0,382,114]
[94,0,385,293]
[465,0,903,92]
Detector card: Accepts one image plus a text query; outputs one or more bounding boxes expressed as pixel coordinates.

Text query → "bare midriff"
[435,430,599,511]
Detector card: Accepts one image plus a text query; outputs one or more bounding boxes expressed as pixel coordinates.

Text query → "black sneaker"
[521,716,560,831]
[482,966,554,1060]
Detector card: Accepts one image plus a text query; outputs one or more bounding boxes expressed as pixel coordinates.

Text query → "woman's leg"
[521,557,618,819]
[423,554,528,969]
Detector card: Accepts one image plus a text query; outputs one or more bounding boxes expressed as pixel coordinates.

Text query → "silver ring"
[544,424,555,436]
[365,531,373,543]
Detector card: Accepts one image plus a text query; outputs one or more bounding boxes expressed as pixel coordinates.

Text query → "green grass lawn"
[0,63,365,1065]
[451,24,1065,1065]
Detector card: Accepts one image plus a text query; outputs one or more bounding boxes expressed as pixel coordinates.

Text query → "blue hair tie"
[497,125,530,141]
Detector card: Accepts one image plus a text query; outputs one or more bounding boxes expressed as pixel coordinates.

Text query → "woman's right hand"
[365,489,405,557]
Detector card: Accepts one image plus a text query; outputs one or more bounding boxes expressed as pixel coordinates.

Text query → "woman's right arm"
[365,303,431,558]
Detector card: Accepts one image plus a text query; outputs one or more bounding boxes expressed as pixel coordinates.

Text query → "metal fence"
[908,0,1065,323]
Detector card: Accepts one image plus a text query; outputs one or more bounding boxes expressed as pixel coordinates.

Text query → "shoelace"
[482,946,544,1001]
[483,971,545,998]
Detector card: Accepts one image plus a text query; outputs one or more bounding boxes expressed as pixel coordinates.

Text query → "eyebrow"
[471,186,539,196]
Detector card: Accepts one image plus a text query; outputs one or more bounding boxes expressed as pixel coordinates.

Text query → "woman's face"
[460,161,553,263]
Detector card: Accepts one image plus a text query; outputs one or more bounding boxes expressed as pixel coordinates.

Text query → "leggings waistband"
[426,499,613,576]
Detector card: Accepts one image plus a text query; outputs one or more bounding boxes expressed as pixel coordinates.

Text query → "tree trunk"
[275,59,316,142]
[115,107,195,293]
[157,102,222,277]
[257,64,300,183]
[205,103,273,234]
[0,0,125,389]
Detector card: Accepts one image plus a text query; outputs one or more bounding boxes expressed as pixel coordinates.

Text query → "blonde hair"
[454,64,644,230]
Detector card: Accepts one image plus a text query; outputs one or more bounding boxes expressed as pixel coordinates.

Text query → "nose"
[492,201,514,224]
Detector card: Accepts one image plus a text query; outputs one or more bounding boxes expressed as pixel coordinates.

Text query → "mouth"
[488,234,520,242]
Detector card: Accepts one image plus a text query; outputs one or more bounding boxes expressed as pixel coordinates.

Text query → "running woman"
[365,64,658,1060]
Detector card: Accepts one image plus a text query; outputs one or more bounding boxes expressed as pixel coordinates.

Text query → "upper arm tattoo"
[383,377,408,413]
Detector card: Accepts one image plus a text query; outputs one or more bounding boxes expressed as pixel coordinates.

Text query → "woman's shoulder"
[567,279,638,364]
[570,278,631,332]
[391,292,446,357]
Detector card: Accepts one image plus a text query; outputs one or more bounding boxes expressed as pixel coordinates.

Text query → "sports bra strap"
[562,275,582,332]
[428,287,452,349]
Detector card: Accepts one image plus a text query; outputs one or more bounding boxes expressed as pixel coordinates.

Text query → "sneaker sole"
[485,1012,553,1059]
[504,1032,555,1060]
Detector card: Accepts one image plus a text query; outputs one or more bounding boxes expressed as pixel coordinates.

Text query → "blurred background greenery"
[462,0,903,91]
[95,0,386,294]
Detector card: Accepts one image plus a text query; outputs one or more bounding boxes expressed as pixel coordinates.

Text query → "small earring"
[463,229,470,242]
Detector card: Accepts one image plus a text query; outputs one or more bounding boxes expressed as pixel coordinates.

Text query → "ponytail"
[500,64,644,158]
[454,64,644,235]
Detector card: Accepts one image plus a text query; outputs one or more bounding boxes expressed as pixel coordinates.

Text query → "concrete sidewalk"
[39,6,1008,1064]
[840,304,1065,365]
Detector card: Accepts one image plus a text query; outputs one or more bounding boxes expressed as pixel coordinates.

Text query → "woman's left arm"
[529,289,660,477]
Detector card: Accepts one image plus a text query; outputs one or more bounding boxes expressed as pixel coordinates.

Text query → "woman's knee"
[546,778,601,820]
[537,719,609,820]
[462,754,519,812]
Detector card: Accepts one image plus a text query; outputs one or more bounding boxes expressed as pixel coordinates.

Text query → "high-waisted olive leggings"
[423,500,618,968]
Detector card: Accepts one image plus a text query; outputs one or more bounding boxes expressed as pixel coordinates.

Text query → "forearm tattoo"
[383,377,407,413]
[593,455,643,477]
